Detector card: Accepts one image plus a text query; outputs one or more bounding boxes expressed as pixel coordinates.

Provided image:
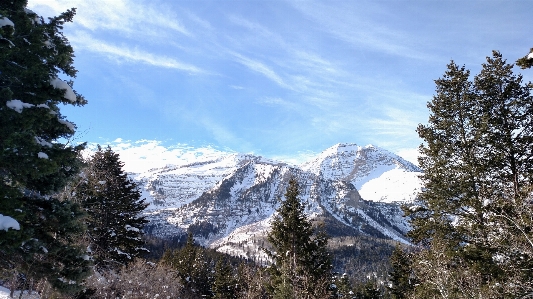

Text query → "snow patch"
[35,136,53,148]
[6,100,34,113]
[50,77,77,102]
[125,224,140,232]
[358,169,422,203]
[356,209,409,244]
[0,214,20,231]
[58,119,75,131]
[0,16,15,28]
[24,8,41,25]
[57,277,76,285]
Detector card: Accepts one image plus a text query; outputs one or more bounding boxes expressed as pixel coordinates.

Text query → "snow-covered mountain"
[301,144,422,203]
[133,143,422,260]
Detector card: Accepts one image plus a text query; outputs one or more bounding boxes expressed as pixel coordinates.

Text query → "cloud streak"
[230,52,291,89]
[290,1,436,61]
[29,0,191,37]
[71,32,205,73]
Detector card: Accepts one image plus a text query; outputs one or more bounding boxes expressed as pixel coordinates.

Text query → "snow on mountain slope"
[358,169,422,203]
[133,143,422,257]
[133,153,252,210]
[301,143,422,203]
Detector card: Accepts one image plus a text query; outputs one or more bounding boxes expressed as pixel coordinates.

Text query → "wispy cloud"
[361,100,426,153]
[71,31,205,73]
[290,1,435,61]
[230,52,291,89]
[228,15,276,38]
[258,97,299,110]
[28,0,209,74]
[223,15,354,112]
[200,118,254,153]
[29,0,191,38]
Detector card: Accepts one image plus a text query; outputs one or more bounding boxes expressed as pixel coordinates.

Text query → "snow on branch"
[0,214,20,231]
[0,16,15,28]
[6,99,34,112]
[58,119,76,131]
[50,77,77,102]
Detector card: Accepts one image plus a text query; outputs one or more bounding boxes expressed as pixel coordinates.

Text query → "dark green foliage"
[387,246,414,299]
[161,233,214,297]
[0,196,90,295]
[0,0,89,294]
[188,221,219,239]
[266,178,334,299]
[142,233,187,261]
[160,233,253,298]
[408,51,533,297]
[77,146,148,271]
[0,0,85,203]
[516,48,533,69]
[213,258,237,299]
[329,236,396,283]
[353,280,381,299]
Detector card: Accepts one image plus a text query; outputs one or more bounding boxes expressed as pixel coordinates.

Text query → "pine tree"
[408,51,533,297]
[516,48,533,69]
[266,178,333,299]
[160,233,214,297]
[353,280,381,299]
[77,146,148,271]
[0,0,90,294]
[388,245,414,299]
[213,258,237,299]
[335,273,354,299]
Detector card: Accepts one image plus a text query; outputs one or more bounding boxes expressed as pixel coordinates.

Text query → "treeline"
[75,179,393,299]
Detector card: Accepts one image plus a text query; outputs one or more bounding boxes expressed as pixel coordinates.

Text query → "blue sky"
[28,0,533,165]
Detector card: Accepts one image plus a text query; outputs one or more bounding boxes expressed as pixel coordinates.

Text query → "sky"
[27,0,533,169]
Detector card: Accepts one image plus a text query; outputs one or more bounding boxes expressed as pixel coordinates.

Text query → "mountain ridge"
[134,143,422,260]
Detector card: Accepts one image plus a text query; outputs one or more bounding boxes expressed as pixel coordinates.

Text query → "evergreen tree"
[0,0,90,294]
[266,178,334,299]
[213,258,237,299]
[353,280,381,299]
[408,51,533,297]
[516,48,533,69]
[77,146,148,271]
[335,273,354,299]
[161,233,198,288]
[387,245,414,299]
[235,261,269,299]
[160,233,214,297]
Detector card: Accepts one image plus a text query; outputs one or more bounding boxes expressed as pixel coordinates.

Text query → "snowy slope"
[133,153,251,210]
[133,143,422,257]
[301,143,422,203]
[358,169,422,203]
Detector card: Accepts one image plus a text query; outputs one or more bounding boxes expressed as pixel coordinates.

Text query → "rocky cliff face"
[133,143,422,260]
